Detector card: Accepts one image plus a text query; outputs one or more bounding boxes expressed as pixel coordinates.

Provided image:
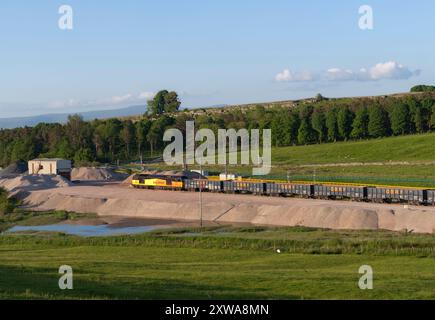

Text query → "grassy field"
[271,133,435,165]
[0,226,434,300]
[135,133,435,187]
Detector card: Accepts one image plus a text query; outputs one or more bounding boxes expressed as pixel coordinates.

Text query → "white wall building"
[28,158,72,179]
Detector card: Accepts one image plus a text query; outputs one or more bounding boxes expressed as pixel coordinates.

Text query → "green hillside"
[271,133,435,165]
[143,133,435,187]
[270,133,435,186]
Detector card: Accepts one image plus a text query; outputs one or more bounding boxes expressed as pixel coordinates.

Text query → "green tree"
[146,116,173,155]
[74,148,94,165]
[54,138,75,159]
[406,97,420,133]
[390,103,410,135]
[315,93,327,102]
[136,119,151,161]
[368,105,389,138]
[120,121,136,159]
[10,137,35,162]
[430,105,435,130]
[337,107,354,140]
[148,90,167,115]
[420,98,434,132]
[288,111,300,145]
[271,110,293,147]
[410,85,435,93]
[65,114,92,153]
[146,124,160,156]
[351,107,369,139]
[325,108,338,142]
[311,109,326,143]
[0,187,15,216]
[92,123,109,161]
[408,98,432,133]
[163,91,181,113]
[103,119,122,161]
[297,106,315,145]
[147,90,181,115]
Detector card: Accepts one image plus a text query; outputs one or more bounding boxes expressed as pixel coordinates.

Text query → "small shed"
[28,158,72,180]
[219,173,241,181]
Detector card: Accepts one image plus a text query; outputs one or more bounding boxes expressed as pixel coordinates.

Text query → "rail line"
[131,174,435,206]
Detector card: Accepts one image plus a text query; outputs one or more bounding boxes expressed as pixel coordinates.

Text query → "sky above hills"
[0,0,434,117]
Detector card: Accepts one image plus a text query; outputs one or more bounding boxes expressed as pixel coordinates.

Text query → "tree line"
[0,91,435,168]
[273,94,435,146]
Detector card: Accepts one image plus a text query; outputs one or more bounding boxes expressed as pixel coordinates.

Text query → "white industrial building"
[28,158,72,180]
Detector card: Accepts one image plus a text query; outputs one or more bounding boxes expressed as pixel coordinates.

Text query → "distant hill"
[0,91,432,129]
[0,105,147,129]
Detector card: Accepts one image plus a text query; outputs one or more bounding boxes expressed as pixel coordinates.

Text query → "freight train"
[131,174,435,206]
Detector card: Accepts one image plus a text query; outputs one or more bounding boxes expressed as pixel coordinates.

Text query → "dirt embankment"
[2,179,433,234]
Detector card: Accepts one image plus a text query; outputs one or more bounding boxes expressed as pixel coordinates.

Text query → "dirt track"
[15,181,435,234]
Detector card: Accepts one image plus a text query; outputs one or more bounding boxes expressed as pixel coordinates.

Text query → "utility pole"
[199,161,203,228]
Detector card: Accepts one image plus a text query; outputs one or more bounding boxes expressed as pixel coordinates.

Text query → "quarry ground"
[12,180,435,234]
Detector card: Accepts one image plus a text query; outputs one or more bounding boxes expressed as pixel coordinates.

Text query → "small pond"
[5,224,158,237]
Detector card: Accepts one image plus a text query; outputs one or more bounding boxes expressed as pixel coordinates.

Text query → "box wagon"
[266,183,313,197]
[367,187,425,204]
[223,181,266,194]
[184,179,208,191]
[426,190,435,205]
[314,185,367,200]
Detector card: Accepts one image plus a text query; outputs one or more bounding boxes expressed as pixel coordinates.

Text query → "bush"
[410,85,435,93]
[0,187,15,216]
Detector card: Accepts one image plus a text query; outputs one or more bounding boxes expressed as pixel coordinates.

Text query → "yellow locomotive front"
[131,174,184,189]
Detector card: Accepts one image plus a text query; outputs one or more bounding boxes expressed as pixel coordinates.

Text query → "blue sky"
[0,0,434,117]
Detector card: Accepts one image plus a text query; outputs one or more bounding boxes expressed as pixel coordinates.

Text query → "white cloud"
[47,98,78,109]
[328,61,420,81]
[275,69,291,82]
[138,91,155,100]
[277,61,420,83]
[275,69,315,82]
[366,61,420,80]
[109,94,133,104]
[326,68,356,81]
[47,90,155,110]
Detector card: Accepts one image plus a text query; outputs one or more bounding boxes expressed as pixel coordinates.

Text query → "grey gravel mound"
[0,161,28,177]
[71,167,128,181]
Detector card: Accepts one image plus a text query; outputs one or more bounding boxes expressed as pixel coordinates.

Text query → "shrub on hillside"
[0,187,15,216]
[411,85,435,93]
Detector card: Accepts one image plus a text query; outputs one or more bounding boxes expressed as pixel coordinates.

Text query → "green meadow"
[138,133,435,187]
[0,226,434,300]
